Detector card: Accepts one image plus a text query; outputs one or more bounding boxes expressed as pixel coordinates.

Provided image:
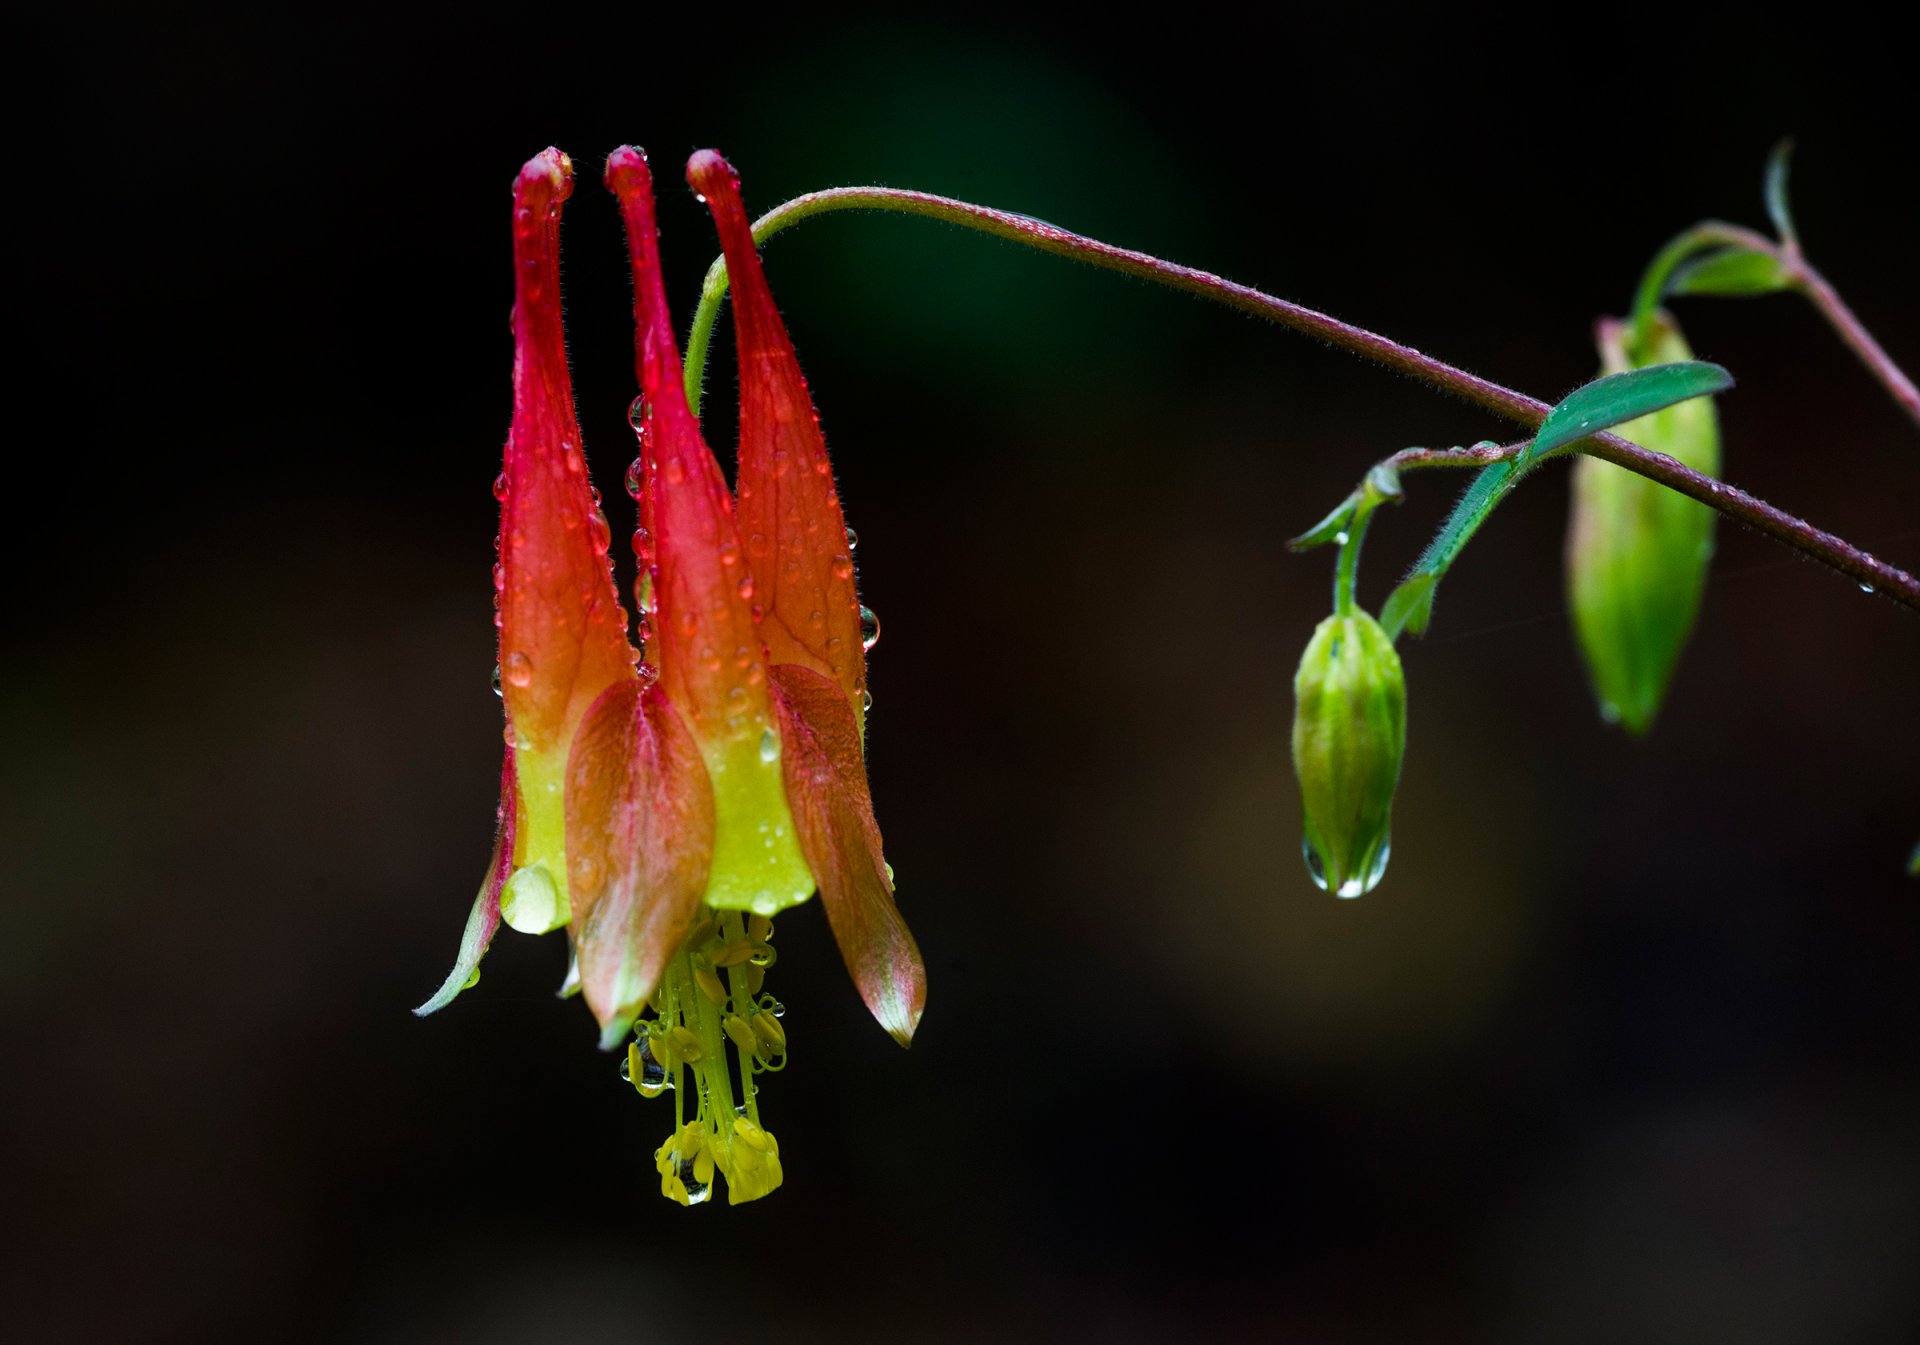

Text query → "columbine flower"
[417,146,926,1207]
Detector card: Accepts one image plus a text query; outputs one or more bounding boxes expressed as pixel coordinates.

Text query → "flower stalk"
[681,187,1919,613]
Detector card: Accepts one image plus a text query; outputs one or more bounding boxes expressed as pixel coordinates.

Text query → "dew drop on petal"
[492,472,510,501]
[503,651,534,688]
[830,554,854,581]
[844,526,858,552]
[859,606,881,652]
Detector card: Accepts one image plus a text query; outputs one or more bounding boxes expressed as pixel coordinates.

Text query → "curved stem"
[684,188,1920,614]
[1794,264,1920,429]
[1626,221,1776,355]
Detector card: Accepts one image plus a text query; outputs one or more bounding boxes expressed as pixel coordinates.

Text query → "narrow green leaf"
[1382,460,1517,641]
[1380,573,1436,641]
[1523,362,1732,468]
[1765,138,1798,248]
[1288,493,1360,552]
[1668,247,1791,297]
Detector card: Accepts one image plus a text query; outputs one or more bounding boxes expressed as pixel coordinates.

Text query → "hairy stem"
[684,187,1919,613]
[1794,263,1920,428]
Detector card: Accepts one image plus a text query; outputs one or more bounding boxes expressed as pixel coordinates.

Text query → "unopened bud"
[1566,312,1720,734]
[1291,610,1406,897]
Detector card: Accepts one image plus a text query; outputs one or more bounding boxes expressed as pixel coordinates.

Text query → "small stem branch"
[1384,441,1525,474]
[685,188,1920,614]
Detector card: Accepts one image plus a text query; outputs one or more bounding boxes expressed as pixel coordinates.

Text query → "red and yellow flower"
[417,145,925,1206]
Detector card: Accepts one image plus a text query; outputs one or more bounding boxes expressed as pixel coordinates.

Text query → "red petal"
[566,680,715,1046]
[415,749,516,1015]
[605,147,776,755]
[500,149,637,899]
[769,664,925,1046]
[688,150,867,722]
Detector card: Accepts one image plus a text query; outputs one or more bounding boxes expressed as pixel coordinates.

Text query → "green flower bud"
[1292,610,1407,897]
[1566,312,1720,734]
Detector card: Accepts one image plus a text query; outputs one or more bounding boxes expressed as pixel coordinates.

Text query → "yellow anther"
[746,962,766,996]
[748,914,773,942]
[650,1027,677,1070]
[694,1146,715,1187]
[669,1024,705,1064]
[751,1010,786,1056]
[684,917,718,951]
[732,1115,772,1151]
[723,1014,757,1054]
[662,1171,690,1206]
[694,964,729,1006]
[712,939,756,968]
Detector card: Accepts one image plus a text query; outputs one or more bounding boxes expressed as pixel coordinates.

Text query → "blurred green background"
[8,4,1919,1341]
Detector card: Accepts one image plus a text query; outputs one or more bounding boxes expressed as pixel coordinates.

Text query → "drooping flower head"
[418,145,925,1207]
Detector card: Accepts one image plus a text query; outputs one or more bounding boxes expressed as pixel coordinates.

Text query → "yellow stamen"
[723,1014,758,1054]
[693,963,729,1006]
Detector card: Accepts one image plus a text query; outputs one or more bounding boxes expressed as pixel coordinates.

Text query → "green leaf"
[1766,138,1798,248]
[1668,247,1791,297]
[1380,573,1436,641]
[1382,460,1517,641]
[1288,493,1360,552]
[1522,361,1733,468]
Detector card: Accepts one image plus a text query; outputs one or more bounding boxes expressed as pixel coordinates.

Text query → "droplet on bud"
[1293,610,1405,899]
[859,606,881,652]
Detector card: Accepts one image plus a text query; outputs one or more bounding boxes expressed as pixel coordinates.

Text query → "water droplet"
[492,472,510,501]
[830,554,854,581]
[738,576,755,600]
[1301,834,1389,898]
[587,513,611,553]
[490,663,503,696]
[503,651,534,687]
[676,1158,711,1205]
[858,606,881,651]
[861,689,874,712]
[625,460,645,498]
[844,527,858,552]
[1599,700,1621,725]
[1859,582,1875,594]
[621,1036,673,1097]
[759,729,779,763]
[1333,530,1349,546]
[628,396,650,432]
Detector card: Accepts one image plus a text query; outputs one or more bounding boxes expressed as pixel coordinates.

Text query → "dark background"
[8,4,1918,1341]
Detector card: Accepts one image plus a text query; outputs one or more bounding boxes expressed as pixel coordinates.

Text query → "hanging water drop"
[492,472,510,501]
[490,663,503,697]
[759,728,779,764]
[844,526,858,552]
[625,460,645,498]
[628,396,651,433]
[859,606,881,652]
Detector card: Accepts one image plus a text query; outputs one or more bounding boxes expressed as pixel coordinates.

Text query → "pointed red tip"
[603,144,650,196]
[517,147,574,208]
[685,148,736,199]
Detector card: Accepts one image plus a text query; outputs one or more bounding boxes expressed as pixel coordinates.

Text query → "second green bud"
[1566,312,1721,734]
[1292,610,1406,898]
